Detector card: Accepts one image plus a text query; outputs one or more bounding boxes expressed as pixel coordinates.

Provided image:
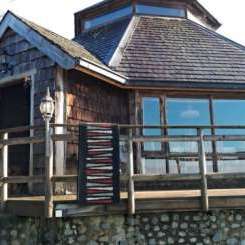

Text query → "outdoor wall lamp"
[40,87,55,122]
[0,49,13,74]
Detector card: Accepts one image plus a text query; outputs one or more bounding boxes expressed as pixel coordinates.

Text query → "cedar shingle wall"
[65,71,129,173]
[66,71,129,124]
[0,28,56,177]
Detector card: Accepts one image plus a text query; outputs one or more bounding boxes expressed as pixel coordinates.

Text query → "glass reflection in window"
[84,6,132,30]
[136,4,185,17]
[167,98,211,153]
[213,100,245,153]
[142,97,161,151]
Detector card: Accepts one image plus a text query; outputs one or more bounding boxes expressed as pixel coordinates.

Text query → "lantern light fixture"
[40,87,55,122]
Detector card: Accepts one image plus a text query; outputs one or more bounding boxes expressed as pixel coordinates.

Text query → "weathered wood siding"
[0,28,56,177]
[65,70,129,173]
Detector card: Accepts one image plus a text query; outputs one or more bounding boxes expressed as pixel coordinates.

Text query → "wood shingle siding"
[0,28,56,178]
[65,71,129,174]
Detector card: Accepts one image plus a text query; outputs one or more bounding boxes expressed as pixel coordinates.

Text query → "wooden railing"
[1,123,245,217]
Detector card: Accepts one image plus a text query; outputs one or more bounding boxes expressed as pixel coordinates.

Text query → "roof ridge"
[187,18,245,53]
[109,16,140,67]
[6,11,103,65]
[9,11,93,55]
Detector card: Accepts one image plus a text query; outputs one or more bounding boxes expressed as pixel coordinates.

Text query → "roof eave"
[188,0,221,30]
[75,58,127,86]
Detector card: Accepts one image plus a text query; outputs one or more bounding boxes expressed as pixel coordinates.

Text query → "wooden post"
[128,128,135,215]
[197,128,209,211]
[135,91,143,174]
[45,121,54,218]
[0,133,8,211]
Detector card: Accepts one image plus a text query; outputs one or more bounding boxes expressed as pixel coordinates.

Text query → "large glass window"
[84,6,133,30]
[136,4,185,17]
[166,98,211,173]
[142,97,161,151]
[213,99,245,172]
[141,96,245,175]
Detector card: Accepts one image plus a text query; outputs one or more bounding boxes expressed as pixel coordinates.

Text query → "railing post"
[45,121,54,218]
[197,128,209,211]
[128,128,135,215]
[0,133,8,211]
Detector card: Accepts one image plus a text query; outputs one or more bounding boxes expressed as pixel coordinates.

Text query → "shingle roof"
[113,16,245,84]
[12,12,103,66]
[75,17,131,65]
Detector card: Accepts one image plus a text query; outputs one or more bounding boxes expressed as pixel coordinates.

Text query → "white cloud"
[181,108,200,119]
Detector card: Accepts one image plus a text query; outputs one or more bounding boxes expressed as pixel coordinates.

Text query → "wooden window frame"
[139,91,245,174]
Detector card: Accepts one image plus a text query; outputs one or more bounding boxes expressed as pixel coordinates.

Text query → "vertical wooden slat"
[0,133,8,211]
[161,95,170,174]
[135,91,142,173]
[128,128,135,215]
[197,128,209,211]
[45,123,54,218]
[209,97,218,172]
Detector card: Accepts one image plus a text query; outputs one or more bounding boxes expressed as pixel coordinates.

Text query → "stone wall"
[2,210,245,244]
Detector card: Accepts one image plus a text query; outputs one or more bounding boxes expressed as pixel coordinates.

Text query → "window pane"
[167,98,211,153]
[213,100,245,172]
[136,4,185,17]
[142,158,166,175]
[85,6,132,29]
[168,160,214,174]
[142,97,161,151]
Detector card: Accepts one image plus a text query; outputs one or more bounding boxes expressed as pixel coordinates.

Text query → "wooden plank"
[133,173,201,182]
[0,125,43,134]
[128,128,135,215]
[0,133,8,211]
[0,136,44,146]
[208,173,245,180]
[5,200,44,217]
[52,175,77,183]
[44,124,54,218]
[198,129,209,211]
[1,176,44,184]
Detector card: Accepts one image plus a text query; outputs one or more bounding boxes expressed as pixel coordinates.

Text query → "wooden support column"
[160,95,170,174]
[135,91,142,173]
[55,67,66,182]
[45,122,54,218]
[209,97,218,172]
[128,128,135,215]
[0,133,8,211]
[198,128,209,212]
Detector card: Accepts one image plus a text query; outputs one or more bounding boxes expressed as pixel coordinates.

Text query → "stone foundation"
[1,210,245,244]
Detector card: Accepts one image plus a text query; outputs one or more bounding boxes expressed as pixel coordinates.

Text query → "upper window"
[84,6,133,30]
[136,4,185,18]
[83,4,185,31]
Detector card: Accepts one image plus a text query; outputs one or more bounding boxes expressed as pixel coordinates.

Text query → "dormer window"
[135,5,186,18]
[84,5,133,30]
[83,4,185,31]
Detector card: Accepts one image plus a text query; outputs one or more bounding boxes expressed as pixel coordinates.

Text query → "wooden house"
[1,0,245,217]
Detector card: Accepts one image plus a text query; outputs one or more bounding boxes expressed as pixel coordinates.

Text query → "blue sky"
[0,0,245,46]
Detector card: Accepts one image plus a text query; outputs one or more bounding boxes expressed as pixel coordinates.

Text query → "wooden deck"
[5,189,245,217]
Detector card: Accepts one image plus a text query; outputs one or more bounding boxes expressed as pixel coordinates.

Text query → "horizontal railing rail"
[1,123,245,217]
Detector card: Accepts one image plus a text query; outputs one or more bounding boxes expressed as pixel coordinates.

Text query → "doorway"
[0,81,30,194]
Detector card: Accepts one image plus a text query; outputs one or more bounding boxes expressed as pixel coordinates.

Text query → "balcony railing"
[1,123,245,217]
